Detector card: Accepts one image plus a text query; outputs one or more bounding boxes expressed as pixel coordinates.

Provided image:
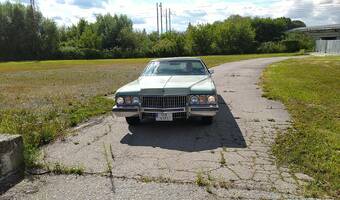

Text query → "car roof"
[151,57,202,62]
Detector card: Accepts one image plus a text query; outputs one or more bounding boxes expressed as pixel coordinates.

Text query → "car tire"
[201,116,213,125]
[125,117,140,125]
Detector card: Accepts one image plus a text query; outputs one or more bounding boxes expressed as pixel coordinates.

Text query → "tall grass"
[262,56,340,197]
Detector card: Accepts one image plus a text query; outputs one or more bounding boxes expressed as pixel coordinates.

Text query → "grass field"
[262,56,340,197]
[0,53,301,166]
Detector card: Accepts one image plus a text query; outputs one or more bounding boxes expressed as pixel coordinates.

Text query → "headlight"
[116,97,124,104]
[199,95,207,104]
[125,96,132,104]
[117,96,139,105]
[132,97,139,104]
[190,95,199,104]
[208,96,216,104]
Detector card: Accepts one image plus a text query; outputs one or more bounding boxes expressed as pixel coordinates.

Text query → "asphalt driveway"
[2,57,314,200]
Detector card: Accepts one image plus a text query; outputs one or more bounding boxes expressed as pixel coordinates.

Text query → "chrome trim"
[189,105,219,117]
[142,107,186,113]
[112,106,139,117]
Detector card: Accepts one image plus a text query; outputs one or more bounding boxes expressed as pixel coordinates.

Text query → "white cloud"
[1,0,339,31]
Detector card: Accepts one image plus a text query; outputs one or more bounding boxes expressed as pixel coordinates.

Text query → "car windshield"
[142,60,209,76]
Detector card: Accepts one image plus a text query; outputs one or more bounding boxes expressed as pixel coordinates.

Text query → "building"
[290,24,340,40]
[289,24,340,54]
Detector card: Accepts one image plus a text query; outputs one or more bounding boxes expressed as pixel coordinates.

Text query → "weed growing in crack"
[218,179,231,189]
[207,173,215,182]
[220,151,226,166]
[195,171,210,187]
[195,172,232,194]
[267,118,275,122]
[138,176,171,183]
[47,162,84,175]
[103,143,113,174]
[139,176,153,183]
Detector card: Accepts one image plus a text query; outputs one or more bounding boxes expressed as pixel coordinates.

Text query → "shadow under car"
[120,95,246,152]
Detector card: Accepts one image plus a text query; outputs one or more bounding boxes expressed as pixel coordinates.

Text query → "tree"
[96,14,134,50]
[79,26,102,49]
[40,19,59,58]
[0,2,59,60]
[0,1,309,60]
[186,23,215,55]
[215,16,256,54]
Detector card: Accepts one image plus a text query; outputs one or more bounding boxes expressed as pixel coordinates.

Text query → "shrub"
[257,41,286,53]
[57,46,85,59]
[151,38,177,57]
[281,40,300,52]
[284,32,315,51]
[82,48,103,59]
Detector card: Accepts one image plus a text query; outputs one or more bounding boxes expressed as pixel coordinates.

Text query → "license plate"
[156,113,173,121]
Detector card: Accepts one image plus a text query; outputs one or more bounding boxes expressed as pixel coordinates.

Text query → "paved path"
[2,57,313,200]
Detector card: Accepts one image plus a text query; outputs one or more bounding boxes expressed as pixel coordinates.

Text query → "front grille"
[141,96,187,108]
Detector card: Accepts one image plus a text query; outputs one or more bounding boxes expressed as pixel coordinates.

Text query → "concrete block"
[0,134,24,193]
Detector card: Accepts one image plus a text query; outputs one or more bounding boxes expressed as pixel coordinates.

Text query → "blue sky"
[4,0,340,32]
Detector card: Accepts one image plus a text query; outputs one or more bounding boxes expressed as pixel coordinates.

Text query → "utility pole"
[165,8,168,32]
[156,3,159,35]
[160,3,163,34]
[169,8,171,32]
[30,0,36,10]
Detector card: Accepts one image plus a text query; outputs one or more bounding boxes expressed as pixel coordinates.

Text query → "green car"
[112,57,219,125]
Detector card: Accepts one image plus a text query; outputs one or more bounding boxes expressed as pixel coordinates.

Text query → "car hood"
[116,75,216,96]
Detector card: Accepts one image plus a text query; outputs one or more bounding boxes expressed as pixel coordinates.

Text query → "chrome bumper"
[112,105,218,118]
[189,105,219,117]
[112,106,139,117]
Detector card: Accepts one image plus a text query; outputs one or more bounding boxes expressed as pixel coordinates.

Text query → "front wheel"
[201,116,214,125]
[125,116,140,125]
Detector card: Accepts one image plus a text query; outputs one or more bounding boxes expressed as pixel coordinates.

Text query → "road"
[2,57,313,200]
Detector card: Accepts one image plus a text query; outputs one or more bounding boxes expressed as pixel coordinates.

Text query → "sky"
[3,0,340,32]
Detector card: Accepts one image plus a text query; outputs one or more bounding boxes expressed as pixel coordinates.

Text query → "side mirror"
[209,69,214,75]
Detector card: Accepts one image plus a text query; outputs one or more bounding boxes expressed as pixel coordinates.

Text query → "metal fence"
[315,40,340,54]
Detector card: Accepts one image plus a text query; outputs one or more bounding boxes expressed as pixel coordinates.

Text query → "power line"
[169,8,171,32]
[165,8,168,32]
[156,3,159,35]
[160,2,163,34]
[30,0,36,10]
[156,2,172,35]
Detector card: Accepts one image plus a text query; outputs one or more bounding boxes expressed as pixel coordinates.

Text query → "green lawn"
[0,53,301,167]
[201,52,301,67]
[262,56,340,197]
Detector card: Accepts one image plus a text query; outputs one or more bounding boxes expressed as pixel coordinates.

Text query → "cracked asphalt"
[1,57,315,200]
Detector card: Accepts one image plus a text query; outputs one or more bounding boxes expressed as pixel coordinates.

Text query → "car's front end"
[112,57,219,125]
[113,93,218,123]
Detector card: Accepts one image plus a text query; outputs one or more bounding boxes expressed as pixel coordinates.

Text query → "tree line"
[0,2,314,61]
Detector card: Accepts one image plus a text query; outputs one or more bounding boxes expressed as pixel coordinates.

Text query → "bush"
[281,40,300,52]
[82,48,103,59]
[284,32,315,51]
[57,46,85,59]
[151,39,177,57]
[257,41,286,53]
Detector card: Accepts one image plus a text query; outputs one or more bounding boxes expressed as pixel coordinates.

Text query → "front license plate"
[156,113,173,121]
